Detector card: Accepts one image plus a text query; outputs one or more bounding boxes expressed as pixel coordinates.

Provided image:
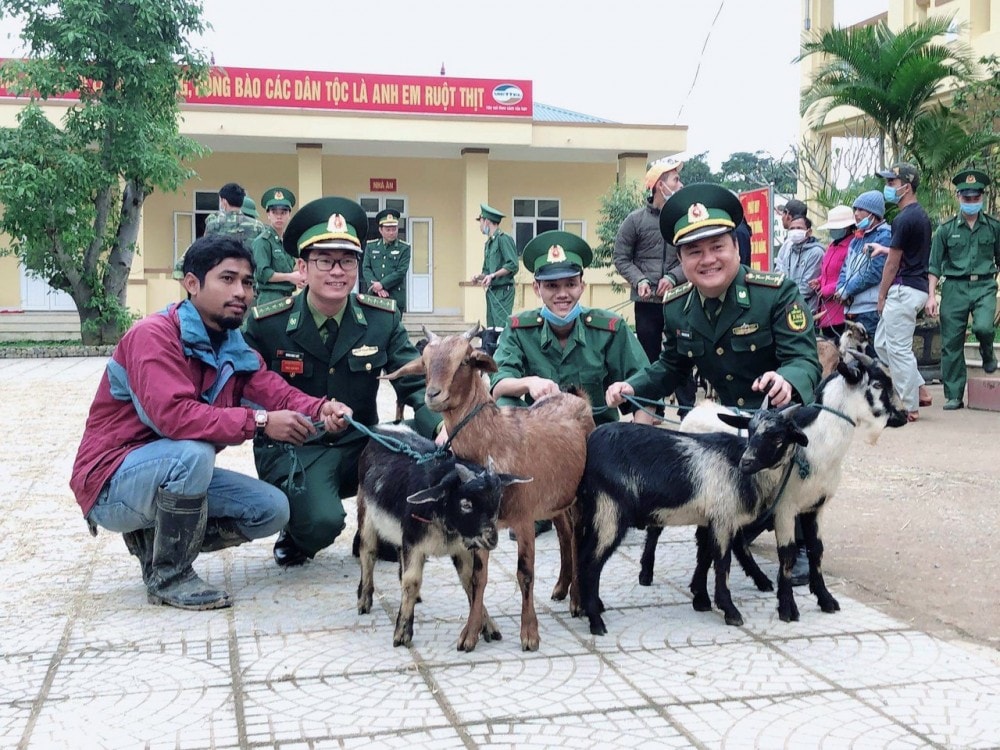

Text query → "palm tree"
[797,15,978,166]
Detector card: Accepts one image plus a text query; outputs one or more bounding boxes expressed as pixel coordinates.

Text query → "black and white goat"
[576,406,809,635]
[356,425,529,647]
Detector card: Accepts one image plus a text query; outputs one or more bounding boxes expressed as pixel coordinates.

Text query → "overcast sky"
[1,0,882,168]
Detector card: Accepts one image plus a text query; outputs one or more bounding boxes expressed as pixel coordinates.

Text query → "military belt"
[945,273,995,281]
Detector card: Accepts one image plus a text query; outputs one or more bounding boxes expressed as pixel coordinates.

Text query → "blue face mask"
[480,223,491,236]
[857,216,872,231]
[829,228,849,241]
[883,186,900,204]
[540,301,583,327]
[961,202,983,216]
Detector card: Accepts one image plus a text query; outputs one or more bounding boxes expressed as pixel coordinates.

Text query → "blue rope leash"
[621,393,686,426]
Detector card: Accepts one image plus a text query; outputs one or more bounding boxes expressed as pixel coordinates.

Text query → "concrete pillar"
[462,148,489,325]
[800,0,835,208]
[616,152,649,190]
[296,144,324,204]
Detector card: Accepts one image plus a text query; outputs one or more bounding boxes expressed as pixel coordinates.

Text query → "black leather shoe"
[790,546,810,587]
[273,530,309,568]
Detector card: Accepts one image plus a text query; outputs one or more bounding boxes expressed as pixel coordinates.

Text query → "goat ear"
[717,413,752,431]
[792,425,810,447]
[407,486,444,506]
[469,348,498,373]
[383,355,426,381]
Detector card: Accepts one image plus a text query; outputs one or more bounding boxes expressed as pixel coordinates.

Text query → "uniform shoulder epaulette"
[355,293,397,313]
[366,239,379,246]
[582,310,623,332]
[744,270,785,287]
[510,310,543,329]
[662,282,693,304]
[251,295,295,320]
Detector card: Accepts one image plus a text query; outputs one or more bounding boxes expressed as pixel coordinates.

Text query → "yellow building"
[801,0,1000,205]
[0,66,685,338]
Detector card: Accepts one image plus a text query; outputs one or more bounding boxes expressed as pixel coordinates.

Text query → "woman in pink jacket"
[811,205,855,340]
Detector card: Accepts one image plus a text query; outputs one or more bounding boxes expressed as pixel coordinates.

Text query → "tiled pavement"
[2,356,999,750]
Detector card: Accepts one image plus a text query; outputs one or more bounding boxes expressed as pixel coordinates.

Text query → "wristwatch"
[254,410,268,438]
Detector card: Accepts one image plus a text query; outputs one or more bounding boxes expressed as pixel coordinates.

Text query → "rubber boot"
[122,527,154,585]
[146,490,231,610]
[201,518,250,553]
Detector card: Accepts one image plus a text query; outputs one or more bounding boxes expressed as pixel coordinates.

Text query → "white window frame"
[512,197,561,254]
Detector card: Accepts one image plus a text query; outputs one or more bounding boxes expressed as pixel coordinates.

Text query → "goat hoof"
[392,631,412,648]
[723,611,744,627]
[638,570,653,587]
[481,622,502,642]
[778,605,800,622]
[819,595,840,613]
[357,602,371,615]
[588,618,607,636]
[691,594,712,612]
[550,585,568,601]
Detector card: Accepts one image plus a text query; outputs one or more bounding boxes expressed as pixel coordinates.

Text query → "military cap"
[261,187,296,210]
[660,183,744,246]
[644,156,684,189]
[952,168,989,194]
[376,208,400,227]
[876,162,920,191]
[477,203,506,223]
[240,196,259,220]
[282,196,369,259]
[522,230,593,281]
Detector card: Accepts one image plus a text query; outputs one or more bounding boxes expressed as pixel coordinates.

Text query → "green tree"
[798,15,978,167]
[593,178,644,296]
[719,151,797,194]
[0,0,209,345]
[950,54,1000,215]
[679,151,717,184]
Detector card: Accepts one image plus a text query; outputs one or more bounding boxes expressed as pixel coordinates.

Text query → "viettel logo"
[492,84,524,106]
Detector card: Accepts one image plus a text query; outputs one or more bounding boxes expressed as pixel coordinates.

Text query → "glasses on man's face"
[309,256,359,272]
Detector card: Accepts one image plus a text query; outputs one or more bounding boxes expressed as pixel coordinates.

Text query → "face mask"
[883,185,901,204]
[540,301,583,327]
[829,228,849,241]
[961,202,983,216]
[480,223,491,236]
[857,216,873,231]
[787,229,807,245]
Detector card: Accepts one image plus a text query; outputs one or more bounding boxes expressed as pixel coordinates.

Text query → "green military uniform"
[478,203,519,328]
[491,307,649,424]
[362,209,411,312]
[204,210,264,251]
[252,187,299,304]
[243,196,439,560]
[629,267,821,408]
[252,226,299,304]
[626,184,821,409]
[929,169,1000,402]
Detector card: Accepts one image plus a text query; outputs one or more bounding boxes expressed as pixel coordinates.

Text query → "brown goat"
[384,326,595,652]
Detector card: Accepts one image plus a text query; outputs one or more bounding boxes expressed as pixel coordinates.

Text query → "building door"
[19,270,76,311]
[407,217,433,312]
[174,211,196,270]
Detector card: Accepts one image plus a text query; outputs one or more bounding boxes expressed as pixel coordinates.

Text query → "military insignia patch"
[547,244,567,263]
[677,329,693,339]
[785,303,808,332]
[327,213,347,232]
[351,345,379,356]
[966,174,977,184]
[688,203,708,222]
[274,190,285,200]
[663,282,692,304]
[732,323,759,336]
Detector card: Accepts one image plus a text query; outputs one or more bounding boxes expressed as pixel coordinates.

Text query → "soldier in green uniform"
[491,230,650,426]
[243,197,440,567]
[252,187,305,305]
[606,184,822,584]
[927,169,1000,409]
[204,182,264,251]
[472,203,519,331]
[362,208,411,311]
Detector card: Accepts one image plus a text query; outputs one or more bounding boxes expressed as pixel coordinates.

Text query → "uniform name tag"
[676,329,693,339]
[277,350,304,375]
[390,250,400,255]
[352,345,379,356]
[732,323,759,336]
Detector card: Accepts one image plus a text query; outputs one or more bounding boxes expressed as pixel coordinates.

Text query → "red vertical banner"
[738,187,773,271]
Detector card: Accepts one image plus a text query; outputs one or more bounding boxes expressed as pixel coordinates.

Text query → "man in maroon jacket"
[71,235,351,611]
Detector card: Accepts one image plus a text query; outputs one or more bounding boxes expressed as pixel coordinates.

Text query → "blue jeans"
[87,439,289,539]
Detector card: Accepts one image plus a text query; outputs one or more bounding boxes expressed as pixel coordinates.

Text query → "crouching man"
[70,235,351,610]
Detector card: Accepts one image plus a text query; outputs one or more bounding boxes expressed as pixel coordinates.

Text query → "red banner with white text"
[738,187,774,271]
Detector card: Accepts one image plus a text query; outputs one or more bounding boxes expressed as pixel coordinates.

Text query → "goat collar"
[441,401,489,452]
[410,513,433,524]
[811,403,856,427]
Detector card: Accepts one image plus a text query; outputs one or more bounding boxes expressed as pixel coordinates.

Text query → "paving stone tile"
[2,616,68,658]
[774,630,1000,688]
[737,590,911,638]
[338,726,468,749]
[0,703,30,748]
[27,685,239,749]
[858,674,1000,749]
[668,693,930,749]
[0,652,53,706]
[241,671,447,744]
[463,708,691,749]
[432,653,650,724]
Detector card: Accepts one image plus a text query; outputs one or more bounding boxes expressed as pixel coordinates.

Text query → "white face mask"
[787,229,807,245]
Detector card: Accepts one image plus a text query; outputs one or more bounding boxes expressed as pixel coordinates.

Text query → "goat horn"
[848,349,874,367]
[422,325,441,343]
[760,394,770,411]
[462,322,482,340]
